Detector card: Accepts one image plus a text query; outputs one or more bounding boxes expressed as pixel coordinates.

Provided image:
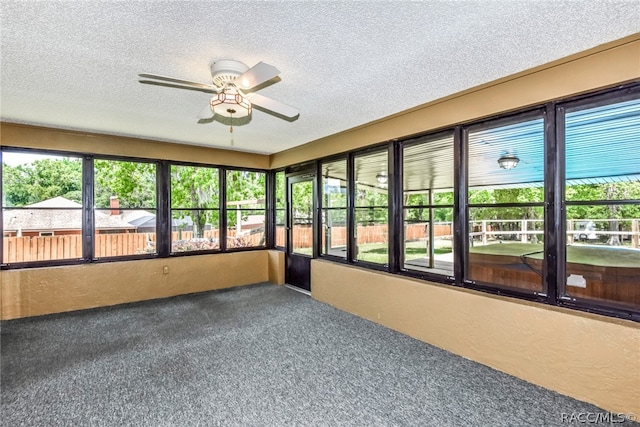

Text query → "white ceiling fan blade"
[197,103,214,119]
[235,62,280,90]
[247,93,299,120]
[139,73,218,92]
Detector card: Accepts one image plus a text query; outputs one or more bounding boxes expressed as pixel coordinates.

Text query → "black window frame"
[91,154,160,262]
[1,147,87,268]
[555,86,640,318]
[351,144,392,272]
[224,167,268,251]
[399,129,456,283]
[0,148,271,268]
[272,169,286,250]
[168,161,222,256]
[463,108,548,298]
[319,155,350,262]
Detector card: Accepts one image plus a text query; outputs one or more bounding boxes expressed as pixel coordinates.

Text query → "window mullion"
[265,170,275,249]
[347,153,356,263]
[388,141,402,273]
[544,103,561,303]
[453,126,467,285]
[83,155,94,261]
[220,168,228,251]
[157,160,171,257]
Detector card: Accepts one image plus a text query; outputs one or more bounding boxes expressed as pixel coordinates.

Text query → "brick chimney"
[110,196,120,215]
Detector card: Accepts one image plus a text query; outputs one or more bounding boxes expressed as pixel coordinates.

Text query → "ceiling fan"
[139,60,299,124]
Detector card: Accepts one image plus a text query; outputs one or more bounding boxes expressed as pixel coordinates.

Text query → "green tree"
[567,182,640,245]
[171,165,219,238]
[2,158,82,206]
[275,171,286,208]
[94,160,156,208]
[2,164,33,206]
[403,190,454,223]
[226,170,266,227]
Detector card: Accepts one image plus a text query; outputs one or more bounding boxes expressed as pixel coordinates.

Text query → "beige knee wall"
[311,259,640,415]
[1,250,285,319]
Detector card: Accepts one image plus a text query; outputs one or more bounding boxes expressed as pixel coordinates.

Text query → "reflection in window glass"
[354,151,388,264]
[226,170,266,248]
[564,98,640,309]
[170,165,220,252]
[2,151,83,263]
[94,159,157,257]
[467,117,545,294]
[468,207,544,293]
[321,159,347,258]
[275,171,286,247]
[403,135,454,276]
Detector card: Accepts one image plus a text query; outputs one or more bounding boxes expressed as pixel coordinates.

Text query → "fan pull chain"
[226,108,236,134]
[227,108,236,145]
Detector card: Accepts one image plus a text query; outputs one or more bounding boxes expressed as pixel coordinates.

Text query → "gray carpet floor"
[0,283,632,426]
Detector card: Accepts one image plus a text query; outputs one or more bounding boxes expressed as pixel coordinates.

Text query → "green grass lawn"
[299,240,639,267]
[357,240,452,264]
[295,240,452,264]
[469,242,640,268]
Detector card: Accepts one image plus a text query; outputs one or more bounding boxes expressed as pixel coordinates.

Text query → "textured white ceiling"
[1,1,638,155]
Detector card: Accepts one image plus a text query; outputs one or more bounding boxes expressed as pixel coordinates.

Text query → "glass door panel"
[291,179,314,256]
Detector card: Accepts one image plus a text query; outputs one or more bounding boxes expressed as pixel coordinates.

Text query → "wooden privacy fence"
[469,219,640,248]
[276,223,453,249]
[9,219,634,262]
[2,234,155,262]
[3,229,265,263]
[3,234,83,262]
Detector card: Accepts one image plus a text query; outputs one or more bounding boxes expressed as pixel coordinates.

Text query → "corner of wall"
[268,250,285,285]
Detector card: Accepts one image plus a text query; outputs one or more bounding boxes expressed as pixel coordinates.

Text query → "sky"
[2,152,73,166]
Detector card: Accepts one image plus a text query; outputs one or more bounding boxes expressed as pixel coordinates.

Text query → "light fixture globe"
[209,88,251,119]
[498,155,519,170]
[376,172,388,184]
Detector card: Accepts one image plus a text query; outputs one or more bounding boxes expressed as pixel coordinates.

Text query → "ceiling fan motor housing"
[210,60,249,88]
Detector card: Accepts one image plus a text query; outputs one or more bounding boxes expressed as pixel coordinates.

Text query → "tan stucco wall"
[0,123,269,169]
[0,251,271,319]
[311,260,640,416]
[270,34,640,168]
[268,250,285,285]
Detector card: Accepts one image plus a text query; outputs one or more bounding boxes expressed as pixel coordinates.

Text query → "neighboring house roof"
[95,211,139,230]
[4,197,216,233]
[3,197,147,232]
[120,210,156,228]
[172,217,193,228]
[3,209,136,232]
[26,196,82,208]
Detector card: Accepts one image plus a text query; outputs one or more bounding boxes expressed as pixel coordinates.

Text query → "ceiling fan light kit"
[210,89,251,118]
